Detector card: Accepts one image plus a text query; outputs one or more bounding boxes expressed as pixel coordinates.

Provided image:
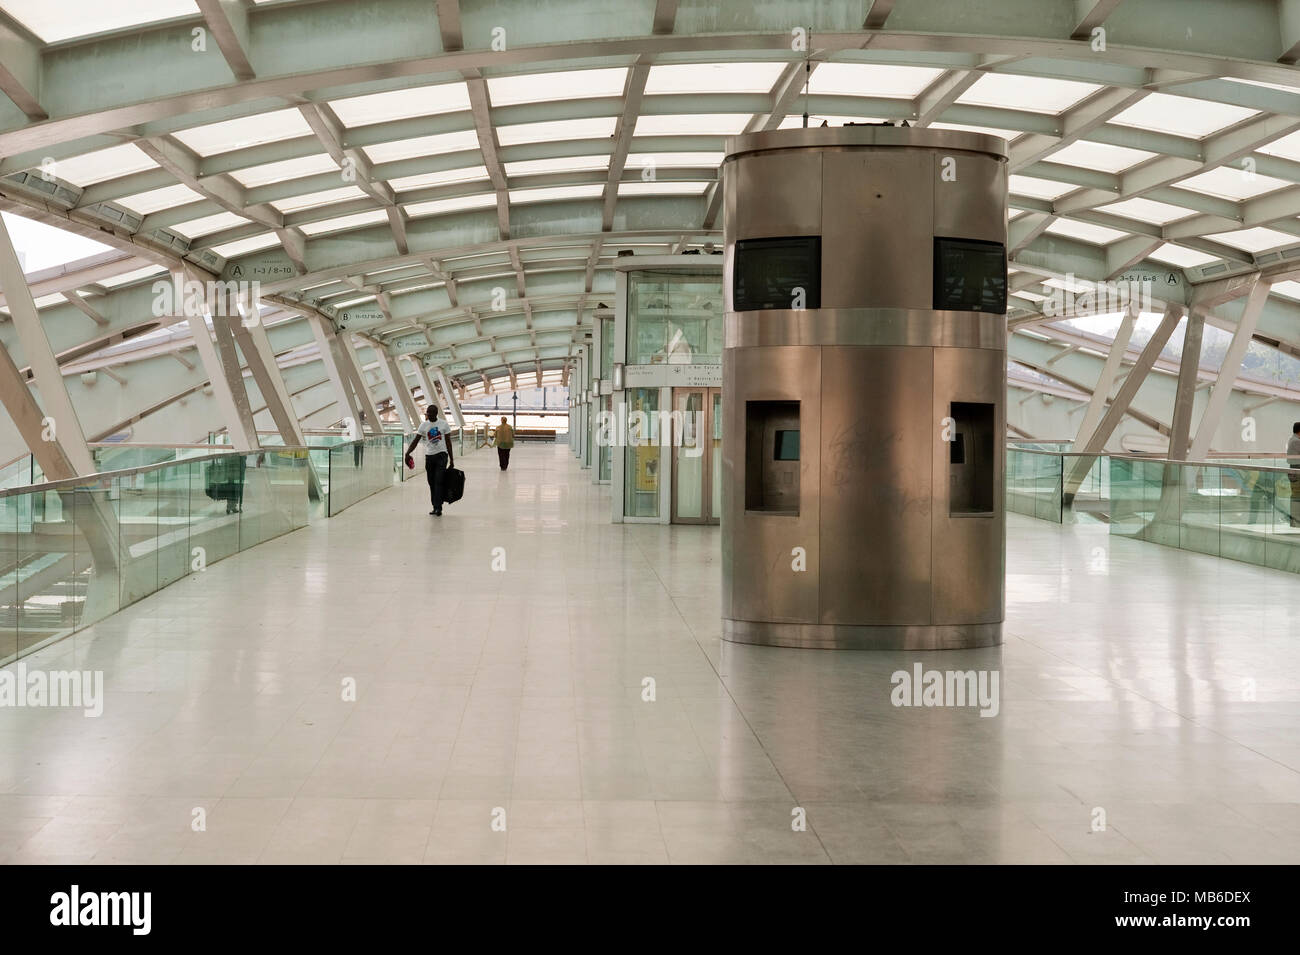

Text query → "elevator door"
[672,387,721,524]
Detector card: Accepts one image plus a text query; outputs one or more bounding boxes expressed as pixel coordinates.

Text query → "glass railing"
[1110,457,1300,572]
[0,448,310,666]
[326,435,397,516]
[1006,447,1064,522]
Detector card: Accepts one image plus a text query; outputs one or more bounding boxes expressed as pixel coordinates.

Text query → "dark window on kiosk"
[948,401,995,515]
[734,237,821,311]
[934,237,1006,314]
[774,430,800,461]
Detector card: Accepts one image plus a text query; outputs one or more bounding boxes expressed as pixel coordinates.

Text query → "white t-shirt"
[418,416,452,457]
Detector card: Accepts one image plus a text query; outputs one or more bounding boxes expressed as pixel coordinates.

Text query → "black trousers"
[498,447,511,470]
[425,451,448,510]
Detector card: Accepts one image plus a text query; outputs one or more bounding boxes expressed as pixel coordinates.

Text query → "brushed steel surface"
[723,618,1003,650]
[818,347,933,626]
[721,126,1007,649]
[723,346,820,626]
[821,149,935,309]
[931,346,1006,625]
[725,126,1008,163]
[724,308,1007,350]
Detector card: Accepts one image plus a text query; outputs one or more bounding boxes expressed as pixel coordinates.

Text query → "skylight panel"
[808,63,945,99]
[1048,141,1156,173]
[1097,197,1197,225]
[330,82,470,127]
[49,144,158,187]
[645,62,786,95]
[362,130,483,163]
[406,194,499,217]
[776,115,884,130]
[300,210,390,236]
[930,122,1020,139]
[1110,94,1257,138]
[503,156,610,177]
[1258,131,1300,162]
[0,213,114,272]
[957,74,1101,114]
[1009,175,1077,201]
[635,114,749,136]
[230,154,340,188]
[626,152,724,169]
[171,211,250,239]
[618,181,709,196]
[1271,280,1300,301]
[0,0,197,43]
[496,118,617,146]
[1146,243,1221,267]
[1203,227,1295,253]
[118,184,203,215]
[96,265,169,289]
[390,168,490,190]
[173,109,315,157]
[1173,167,1291,201]
[212,234,282,258]
[489,69,627,106]
[271,186,370,213]
[509,185,604,204]
[1043,218,1127,245]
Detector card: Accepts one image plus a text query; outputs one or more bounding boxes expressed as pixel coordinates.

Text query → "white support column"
[308,313,362,435]
[1071,307,1135,451]
[0,215,96,475]
[337,333,384,433]
[1167,307,1206,461]
[376,347,419,429]
[436,367,465,428]
[410,358,438,412]
[236,314,305,446]
[1187,279,1272,461]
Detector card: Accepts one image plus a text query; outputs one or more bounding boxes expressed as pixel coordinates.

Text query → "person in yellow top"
[491,416,515,471]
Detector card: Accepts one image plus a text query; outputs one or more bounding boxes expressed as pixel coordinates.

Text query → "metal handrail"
[0,446,311,500]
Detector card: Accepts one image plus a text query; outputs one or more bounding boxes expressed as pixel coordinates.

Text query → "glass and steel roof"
[1,0,1299,413]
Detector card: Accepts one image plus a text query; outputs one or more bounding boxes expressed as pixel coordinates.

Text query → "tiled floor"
[2,441,1298,864]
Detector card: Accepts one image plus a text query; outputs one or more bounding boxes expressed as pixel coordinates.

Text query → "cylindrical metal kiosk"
[720,125,1008,650]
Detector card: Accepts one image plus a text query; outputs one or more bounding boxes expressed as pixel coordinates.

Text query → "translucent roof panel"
[330,82,470,127]
[1272,280,1300,301]
[496,117,617,146]
[0,0,197,43]
[117,184,204,215]
[635,113,750,136]
[390,168,490,190]
[1110,94,1258,138]
[171,211,251,239]
[1203,227,1296,254]
[1172,167,1291,201]
[362,130,482,163]
[808,63,945,99]
[212,234,282,259]
[230,153,340,188]
[627,152,724,168]
[271,185,370,214]
[618,181,709,196]
[503,156,610,177]
[1147,243,1223,268]
[51,144,158,187]
[645,62,787,95]
[509,185,605,204]
[929,121,1020,139]
[777,115,884,129]
[1008,175,1077,201]
[1258,131,1300,162]
[1097,197,1197,225]
[1047,141,1156,173]
[488,69,627,106]
[96,265,168,289]
[0,213,114,273]
[172,109,315,157]
[406,194,499,217]
[1043,218,1127,245]
[957,74,1101,114]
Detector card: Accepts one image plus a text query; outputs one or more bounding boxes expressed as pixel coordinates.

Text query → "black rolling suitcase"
[442,466,466,504]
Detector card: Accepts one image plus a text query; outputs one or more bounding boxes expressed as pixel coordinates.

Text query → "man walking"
[492,416,515,471]
[406,404,455,516]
